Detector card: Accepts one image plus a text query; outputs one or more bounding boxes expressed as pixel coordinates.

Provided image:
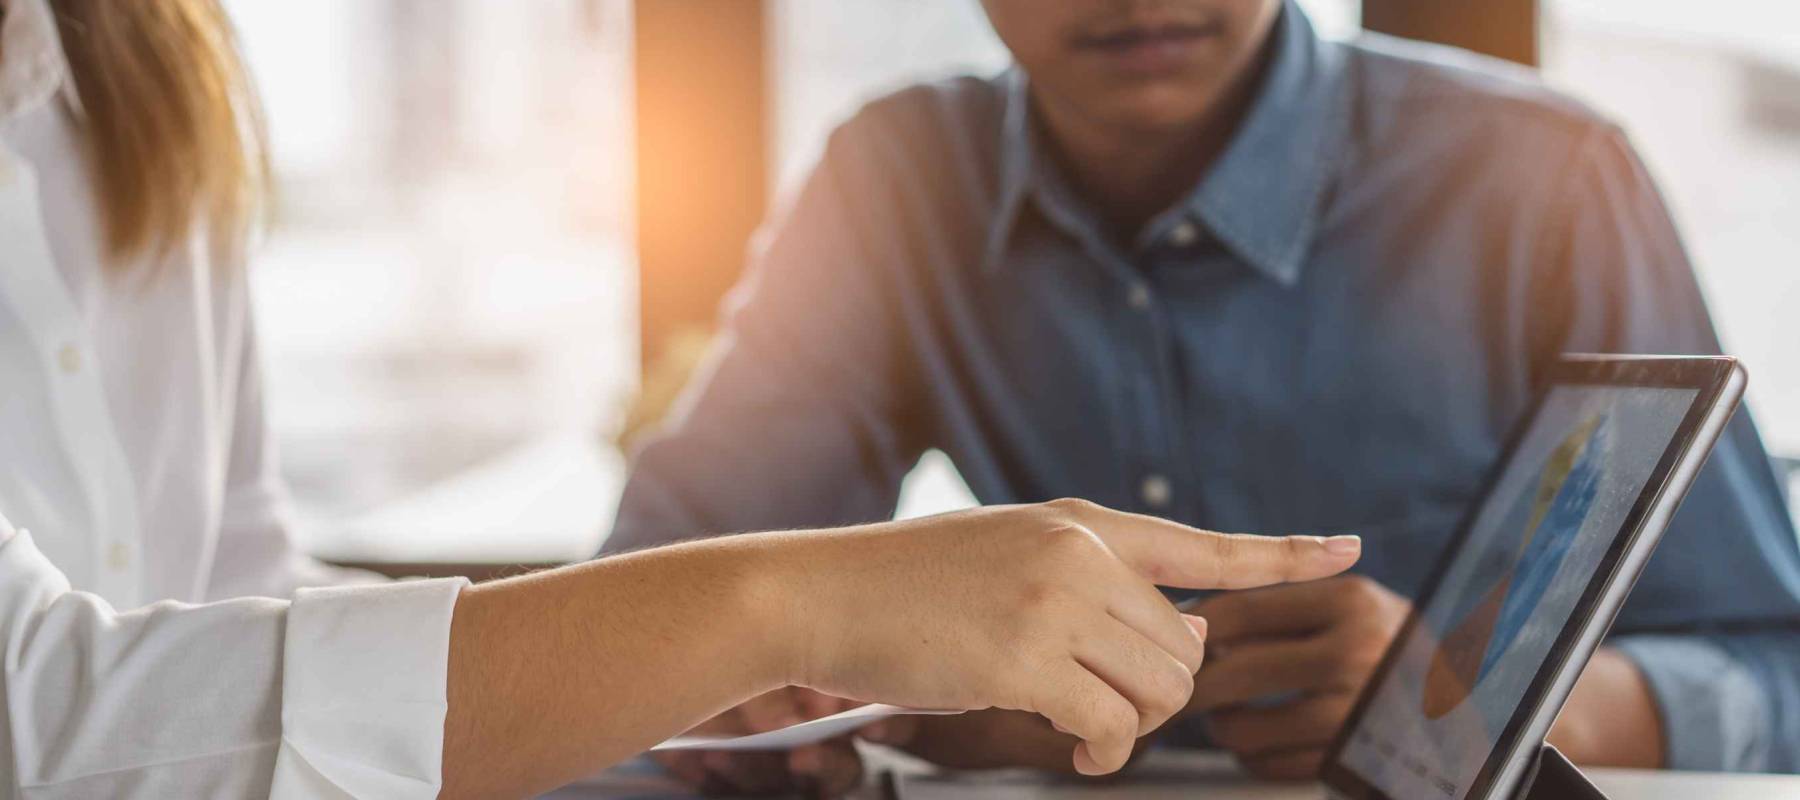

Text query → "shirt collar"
[982,68,1035,272]
[0,0,83,125]
[985,0,1349,286]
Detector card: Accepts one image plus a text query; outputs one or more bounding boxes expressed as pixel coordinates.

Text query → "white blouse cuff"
[270,576,470,799]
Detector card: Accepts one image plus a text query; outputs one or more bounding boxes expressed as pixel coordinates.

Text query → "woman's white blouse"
[0,1,466,797]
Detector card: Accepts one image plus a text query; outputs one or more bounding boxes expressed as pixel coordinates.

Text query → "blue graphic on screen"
[1477,417,1606,679]
[1423,414,1610,719]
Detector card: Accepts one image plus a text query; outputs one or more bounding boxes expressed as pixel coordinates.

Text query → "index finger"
[1065,503,1361,590]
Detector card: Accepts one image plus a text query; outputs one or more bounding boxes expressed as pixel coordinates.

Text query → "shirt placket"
[0,145,144,604]
[1088,237,1191,519]
[1027,182,1194,518]
[1138,250,1214,523]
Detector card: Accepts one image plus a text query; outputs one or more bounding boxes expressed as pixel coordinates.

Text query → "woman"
[0,1,1361,798]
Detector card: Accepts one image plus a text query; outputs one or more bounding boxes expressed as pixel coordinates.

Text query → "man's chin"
[1086,92,1231,137]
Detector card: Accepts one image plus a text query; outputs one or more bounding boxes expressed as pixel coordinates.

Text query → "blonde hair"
[51,0,268,264]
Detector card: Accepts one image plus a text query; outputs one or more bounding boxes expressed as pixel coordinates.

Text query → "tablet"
[1320,356,1746,800]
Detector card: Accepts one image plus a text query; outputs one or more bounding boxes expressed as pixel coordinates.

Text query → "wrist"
[730,532,841,692]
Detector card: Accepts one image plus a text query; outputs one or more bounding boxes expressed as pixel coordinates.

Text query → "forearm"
[441,535,802,799]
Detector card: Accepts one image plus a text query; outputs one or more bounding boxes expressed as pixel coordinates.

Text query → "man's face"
[981,0,1282,134]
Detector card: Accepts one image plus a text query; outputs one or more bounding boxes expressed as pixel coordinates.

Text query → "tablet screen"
[1335,383,1697,799]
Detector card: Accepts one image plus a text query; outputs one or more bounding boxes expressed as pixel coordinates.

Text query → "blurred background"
[222,0,1800,571]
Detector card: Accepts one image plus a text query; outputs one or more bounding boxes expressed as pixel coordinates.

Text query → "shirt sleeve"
[1529,123,1800,772]
[605,118,923,553]
[1611,635,1773,771]
[206,279,383,601]
[0,524,465,799]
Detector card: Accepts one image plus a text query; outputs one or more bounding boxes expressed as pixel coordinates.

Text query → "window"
[226,1,1793,559]
[1543,0,1800,457]
[229,0,636,555]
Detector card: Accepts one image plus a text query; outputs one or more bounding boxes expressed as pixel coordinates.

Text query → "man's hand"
[1190,574,1668,780]
[1189,575,1410,780]
[646,500,1361,794]
[652,688,863,796]
[775,499,1363,777]
[862,708,1091,774]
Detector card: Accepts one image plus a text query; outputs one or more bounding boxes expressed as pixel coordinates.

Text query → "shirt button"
[106,541,131,570]
[1127,283,1152,310]
[1140,474,1172,509]
[1168,221,1200,248]
[58,344,82,373]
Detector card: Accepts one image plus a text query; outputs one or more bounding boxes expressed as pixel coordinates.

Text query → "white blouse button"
[106,541,131,570]
[1140,474,1172,509]
[58,343,82,374]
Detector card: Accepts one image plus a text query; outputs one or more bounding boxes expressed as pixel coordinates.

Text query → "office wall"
[1545,4,1800,454]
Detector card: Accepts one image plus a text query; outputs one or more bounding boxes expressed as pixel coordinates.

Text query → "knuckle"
[1040,524,1103,563]
[1280,535,1306,572]
[1377,594,1411,627]
[1327,644,1361,672]
[1314,696,1355,730]
[1347,644,1386,675]
[1324,632,1384,678]
[1141,563,1171,586]
[1340,573,1377,594]
[1178,634,1207,672]
[1342,576,1384,610]
[1211,535,1242,586]
[1318,640,1360,674]
[1149,671,1193,718]
[1097,702,1137,743]
[1174,680,1198,716]
[1046,497,1099,517]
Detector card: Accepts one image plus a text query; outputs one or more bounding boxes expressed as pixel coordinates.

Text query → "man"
[607,0,1800,792]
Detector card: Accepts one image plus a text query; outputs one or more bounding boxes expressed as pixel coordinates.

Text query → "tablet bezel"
[1319,355,1745,800]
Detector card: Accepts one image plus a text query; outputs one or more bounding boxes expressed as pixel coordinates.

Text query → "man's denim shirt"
[611,1,1800,772]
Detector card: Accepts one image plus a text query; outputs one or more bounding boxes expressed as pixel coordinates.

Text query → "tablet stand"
[1512,745,1609,800]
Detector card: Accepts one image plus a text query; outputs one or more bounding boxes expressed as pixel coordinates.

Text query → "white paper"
[651,704,964,751]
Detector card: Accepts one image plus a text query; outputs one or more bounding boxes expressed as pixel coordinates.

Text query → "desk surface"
[546,749,1800,800]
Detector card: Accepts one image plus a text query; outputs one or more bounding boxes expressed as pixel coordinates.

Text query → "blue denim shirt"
[609,2,1800,772]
